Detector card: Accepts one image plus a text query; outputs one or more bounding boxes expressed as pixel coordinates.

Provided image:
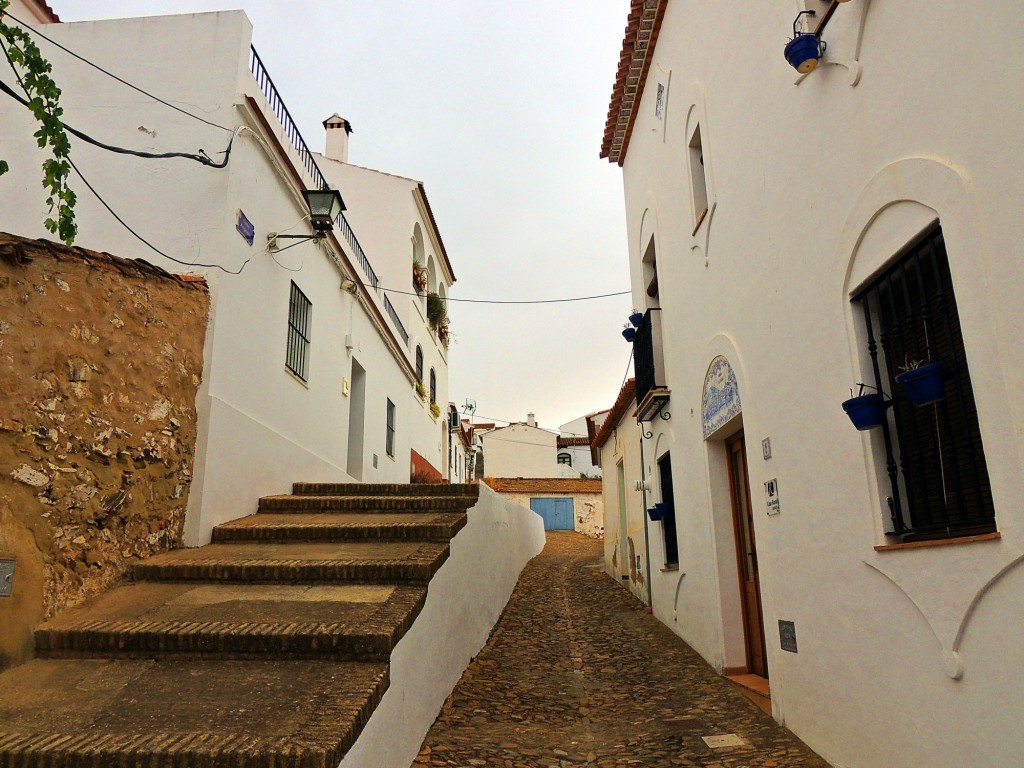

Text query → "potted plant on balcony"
[426,291,447,331]
[430,402,441,420]
[412,261,428,293]
[895,358,945,406]
[415,381,427,400]
[842,383,887,431]
[647,503,667,522]
[437,318,450,348]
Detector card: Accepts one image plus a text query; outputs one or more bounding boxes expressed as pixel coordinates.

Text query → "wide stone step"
[259,494,476,513]
[211,511,467,543]
[35,582,426,661]
[134,541,449,585]
[292,482,479,498]
[0,657,388,767]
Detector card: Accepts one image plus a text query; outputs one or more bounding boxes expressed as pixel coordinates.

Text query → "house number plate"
[0,559,14,597]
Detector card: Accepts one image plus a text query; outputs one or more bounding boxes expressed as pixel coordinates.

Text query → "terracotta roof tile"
[483,478,603,494]
[599,0,668,166]
[592,378,637,449]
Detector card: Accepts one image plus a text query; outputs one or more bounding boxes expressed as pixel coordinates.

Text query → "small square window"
[286,282,311,381]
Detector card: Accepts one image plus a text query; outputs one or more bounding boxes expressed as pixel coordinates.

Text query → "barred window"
[415,345,423,383]
[286,282,312,381]
[386,399,396,458]
[853,225,995,541]
[429,368,437,405]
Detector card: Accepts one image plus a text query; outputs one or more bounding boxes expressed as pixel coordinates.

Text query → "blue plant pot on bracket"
[842,393,886,431]
[785,34,822,73]
[629,312,644,328]
[647,503,667,522]
[622,327,637,342]
[896,362,945,406]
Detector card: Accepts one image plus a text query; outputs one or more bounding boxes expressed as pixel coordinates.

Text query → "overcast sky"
[50,1,634,433]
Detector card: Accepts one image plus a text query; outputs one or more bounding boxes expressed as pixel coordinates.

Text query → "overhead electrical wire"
[382,285,630,305]
[68,156,250,275]
[0,75,233,167]
[1,9,233,133]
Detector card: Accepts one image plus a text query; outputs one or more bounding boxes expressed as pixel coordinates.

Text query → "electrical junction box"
[0,559,14,597]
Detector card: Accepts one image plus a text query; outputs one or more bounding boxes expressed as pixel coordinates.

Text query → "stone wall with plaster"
[0,234,208,668]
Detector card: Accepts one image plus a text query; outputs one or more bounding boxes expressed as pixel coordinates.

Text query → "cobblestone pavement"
[413,532,830,768]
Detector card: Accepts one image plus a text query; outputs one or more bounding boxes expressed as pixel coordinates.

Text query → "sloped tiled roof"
[556,436,591,449]
[592,378,637,450]
[483,478,603,494]
[599,0,668,166]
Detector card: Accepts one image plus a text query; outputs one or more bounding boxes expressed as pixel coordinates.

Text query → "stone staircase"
[0,482,478,767]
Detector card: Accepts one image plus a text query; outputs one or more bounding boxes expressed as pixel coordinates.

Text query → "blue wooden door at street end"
[530,497,575,531]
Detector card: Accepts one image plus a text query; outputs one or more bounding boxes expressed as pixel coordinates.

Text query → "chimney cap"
[322,114,353,134]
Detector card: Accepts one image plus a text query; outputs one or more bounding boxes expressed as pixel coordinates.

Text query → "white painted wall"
[0,11,453,543]
[613,2,1024,766]
[318,157,451,478]
[338,483,545,768]
[481,423,557,478]
[597,414,647,603]
[499,490,604,538]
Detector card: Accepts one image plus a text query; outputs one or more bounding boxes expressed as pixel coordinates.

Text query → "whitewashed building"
[556,415,602,478]
[0,7,455,544]
[601,1,1024,767]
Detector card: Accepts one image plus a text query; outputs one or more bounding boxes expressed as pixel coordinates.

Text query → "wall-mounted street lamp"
[268,188,346,251]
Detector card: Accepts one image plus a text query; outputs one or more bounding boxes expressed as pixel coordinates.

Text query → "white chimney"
[527,412,537,428]
[323,113,352,163]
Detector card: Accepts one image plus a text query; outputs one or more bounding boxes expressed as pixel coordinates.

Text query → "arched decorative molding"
[838,155,1016,495]
[702,356,741,439]
[411,222,425,265]
[680,84,717,265]
[426,255,438,295]
[638,201,661,310]
[864,548,1024,680]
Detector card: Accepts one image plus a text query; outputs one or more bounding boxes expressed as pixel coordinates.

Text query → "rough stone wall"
[0,234,208,668]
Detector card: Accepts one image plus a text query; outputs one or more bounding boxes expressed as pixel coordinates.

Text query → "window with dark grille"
[415,346,423,383]
[286,282,312,381]
[386,399,396,457]
[557,452,572,466]
[852,225,995,541]
[429,369,437,405]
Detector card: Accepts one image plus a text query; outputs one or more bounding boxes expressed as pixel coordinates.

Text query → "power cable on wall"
[1,9,233,133]
[68,156,250,275]
[384,285,629,305]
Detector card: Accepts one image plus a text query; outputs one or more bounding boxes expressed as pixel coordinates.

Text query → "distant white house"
[0,8,456,544]
[556,415,602,478]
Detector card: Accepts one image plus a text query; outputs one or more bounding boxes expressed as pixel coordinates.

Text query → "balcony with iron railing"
[247,46,407,348]
[634,308,670,421]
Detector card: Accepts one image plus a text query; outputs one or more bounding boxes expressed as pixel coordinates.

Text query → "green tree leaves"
[0,0,77,243]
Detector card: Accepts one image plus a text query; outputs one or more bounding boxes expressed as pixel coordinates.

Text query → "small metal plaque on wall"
[0,559,15,597]
[779,620,798,653]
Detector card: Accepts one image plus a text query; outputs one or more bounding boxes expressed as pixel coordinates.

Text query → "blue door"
[529,497,574,531]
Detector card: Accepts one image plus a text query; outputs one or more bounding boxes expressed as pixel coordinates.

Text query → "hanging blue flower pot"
[842,393,886,431]
[629,312,644,328]
[622,327,637,342]
[896,362,945,406]
[647,503,667,522]
[785,34,822,73]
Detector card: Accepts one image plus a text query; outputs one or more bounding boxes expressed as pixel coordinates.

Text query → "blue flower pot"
[622,327,637,342]
[647,503,666,522]
[842,393,886,431]
[629,312,644,328]
[896,362,945,406]
[785,34,821,73]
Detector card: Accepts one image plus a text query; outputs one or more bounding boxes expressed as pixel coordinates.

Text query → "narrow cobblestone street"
[413,533,830,768]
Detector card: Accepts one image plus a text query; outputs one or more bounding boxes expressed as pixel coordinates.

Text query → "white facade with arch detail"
[601,2,1024,767]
